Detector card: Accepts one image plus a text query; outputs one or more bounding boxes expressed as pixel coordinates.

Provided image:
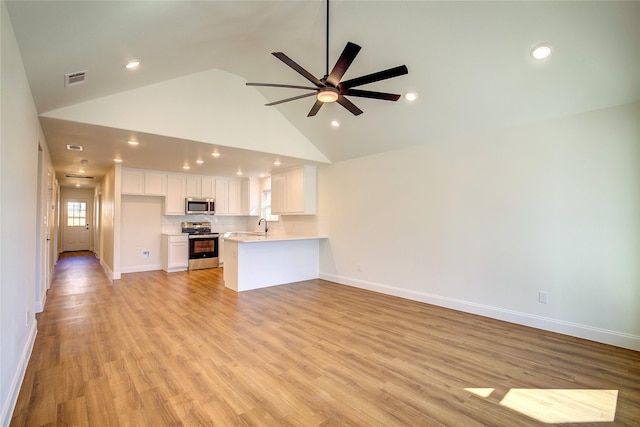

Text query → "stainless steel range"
[181,221,219,270]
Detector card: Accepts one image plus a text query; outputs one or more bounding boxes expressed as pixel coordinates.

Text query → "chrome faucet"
[258,217,269,233]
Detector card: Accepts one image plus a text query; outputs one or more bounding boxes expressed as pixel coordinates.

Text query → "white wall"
[41,69,329,164]
[98,165,119,279]
[319,102,640,351]
[121,195,163,273]
[35,140,55,314]
[1,1,44,424]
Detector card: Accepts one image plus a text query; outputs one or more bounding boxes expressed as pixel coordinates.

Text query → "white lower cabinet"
[161,234,188,272]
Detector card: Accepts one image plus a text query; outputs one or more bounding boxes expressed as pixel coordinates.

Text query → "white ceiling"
[6,0,640,187]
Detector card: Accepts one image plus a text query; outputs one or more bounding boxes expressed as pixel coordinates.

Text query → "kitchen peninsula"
[223,234,327,292]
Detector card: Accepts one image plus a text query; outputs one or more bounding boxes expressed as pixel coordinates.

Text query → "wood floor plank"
[10,252,640,426]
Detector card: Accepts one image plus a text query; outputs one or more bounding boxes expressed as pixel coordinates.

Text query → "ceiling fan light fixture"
[317,88,339,103]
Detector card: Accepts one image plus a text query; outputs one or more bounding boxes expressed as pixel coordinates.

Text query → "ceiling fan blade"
[307,100,323,117]
[337,95,363,116]
[265,92,317,106]
[326,42,361,87]
[246,82,320,91]
[272,52,324,87]
[339,65,408,90]
[341,89,401,101]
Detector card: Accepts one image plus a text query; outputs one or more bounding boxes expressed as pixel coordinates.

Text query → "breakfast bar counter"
[222,234,327,292]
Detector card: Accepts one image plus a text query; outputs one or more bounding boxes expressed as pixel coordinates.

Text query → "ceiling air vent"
[64,174,95,180]
[66,144,83,151]
[64,70,87,88]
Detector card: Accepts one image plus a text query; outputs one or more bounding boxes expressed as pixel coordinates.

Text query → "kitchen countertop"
[223,233,327,243]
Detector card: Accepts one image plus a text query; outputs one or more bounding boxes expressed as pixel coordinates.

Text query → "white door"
[63,199,90,251]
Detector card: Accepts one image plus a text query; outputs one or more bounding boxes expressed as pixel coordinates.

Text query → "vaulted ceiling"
[5,0,639,187]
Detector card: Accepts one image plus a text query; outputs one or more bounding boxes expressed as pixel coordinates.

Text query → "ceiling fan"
[246,0,408,117]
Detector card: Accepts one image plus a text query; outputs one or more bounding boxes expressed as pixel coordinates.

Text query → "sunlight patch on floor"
[499,389,618,423]
[465,388,495,398]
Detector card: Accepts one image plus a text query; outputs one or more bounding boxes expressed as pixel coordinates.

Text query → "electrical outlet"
[538,291,549,304]
[26,309,30,326]
[142,250,150,258]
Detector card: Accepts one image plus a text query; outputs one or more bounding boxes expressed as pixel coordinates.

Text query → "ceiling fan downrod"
[325,0,330,80]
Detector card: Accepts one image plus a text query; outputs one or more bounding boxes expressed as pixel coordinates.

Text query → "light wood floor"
[11,252,640,426]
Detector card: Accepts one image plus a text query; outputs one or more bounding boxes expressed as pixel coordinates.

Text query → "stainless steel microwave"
[185,198,215,215]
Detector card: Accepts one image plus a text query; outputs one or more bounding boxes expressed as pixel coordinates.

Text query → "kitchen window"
[262,190,279,221]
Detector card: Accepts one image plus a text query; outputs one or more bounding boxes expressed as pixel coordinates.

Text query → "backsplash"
[161,214,326,236]
[161,215,250,234]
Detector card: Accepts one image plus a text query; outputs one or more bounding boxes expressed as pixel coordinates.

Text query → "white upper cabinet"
[271,165,317,215]
[227,179,241,214]
[122,168,166,196]
[121,168,254,216]
[201,177,216,198]
[214,178,256,215]
[144,171,166,196]
[215,178,229,214]
[242,177,260,216]
[184,175,216,199]
[185,175,202,198]
[271,172,287,214]
[164,174,186,215]
[121,169,145,195]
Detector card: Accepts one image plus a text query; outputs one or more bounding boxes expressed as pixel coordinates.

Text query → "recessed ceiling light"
[196,159,204,165]
[113,158,123,163]
[531,44,552,60]
[236,170,243,176]
[331,120,340,127]
[75,184,81,188]
[125,60,141,70]
[183,165,190,170]
[127,140,139,145]
[80,159,89,165]
[405,92,418,102]
[78,169,85,174]
[211,152,221,158]
[274,160,281,166]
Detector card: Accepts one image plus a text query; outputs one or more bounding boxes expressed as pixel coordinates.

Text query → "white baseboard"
[319,272,640,352]
[35,289,46,313]
[99,259,120,280]
[1,320,37,427]
[120,264,162,274]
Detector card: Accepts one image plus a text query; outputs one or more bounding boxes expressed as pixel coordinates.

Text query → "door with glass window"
[63,199,90,251]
